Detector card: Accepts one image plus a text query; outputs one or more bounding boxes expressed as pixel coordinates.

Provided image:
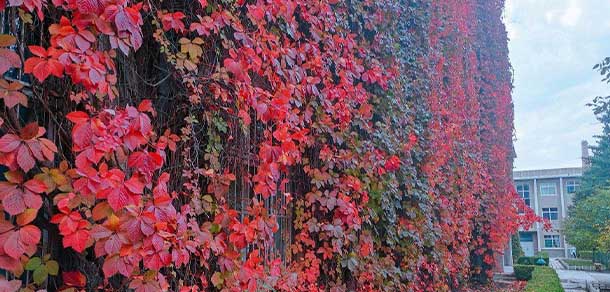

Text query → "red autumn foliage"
[0,0,538,290]
[0,123,56,172]
[23,46,64,82]
[0,80,27,108]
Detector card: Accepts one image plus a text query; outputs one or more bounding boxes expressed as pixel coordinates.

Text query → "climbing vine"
[0,0,537,291]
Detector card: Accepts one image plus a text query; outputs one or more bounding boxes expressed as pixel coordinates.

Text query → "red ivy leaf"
[16,146,35,173]
[62,271,87,287]
[23,178,47,193]
[0,278,21,292]
[4,225,40,259]
[66,111,90,124]
[76,0,101,14]
[24,46,64,82]
[63,229,90,253]
[159,11,186,33]
[384,155,401,172]
[3,187,42,216]
[0,34,21,75]
[0,134,20,152]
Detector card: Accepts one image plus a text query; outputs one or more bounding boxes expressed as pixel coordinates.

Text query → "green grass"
[564,259,594,267]
[524,266,564,292]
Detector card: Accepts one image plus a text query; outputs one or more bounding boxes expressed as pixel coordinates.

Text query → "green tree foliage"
[512,233,524,263]
[575,60,610,202]
[565,59,610,251]
[598,224,610,251]
[576,97,610,201]
[565,189,610,251]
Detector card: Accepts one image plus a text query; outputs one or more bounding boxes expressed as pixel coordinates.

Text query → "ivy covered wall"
[0,0,536,291]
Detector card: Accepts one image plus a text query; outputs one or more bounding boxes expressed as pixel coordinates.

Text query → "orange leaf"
[0,79,27,108]
[16,208,37,226]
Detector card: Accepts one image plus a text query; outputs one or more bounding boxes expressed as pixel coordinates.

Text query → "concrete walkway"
[550,258,610,292]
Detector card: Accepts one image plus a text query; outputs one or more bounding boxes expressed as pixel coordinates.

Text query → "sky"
[504,0,610,170]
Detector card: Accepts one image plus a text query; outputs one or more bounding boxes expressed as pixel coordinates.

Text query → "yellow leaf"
[46,260,59,276]
[0,35,16,47]
[34,172,57,193]
[50,169,69,186]
[18,9,33,24]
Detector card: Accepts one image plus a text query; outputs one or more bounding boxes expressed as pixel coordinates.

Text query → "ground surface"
[550,258,610,292]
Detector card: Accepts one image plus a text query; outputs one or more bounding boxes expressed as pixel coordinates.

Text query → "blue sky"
[505,0,610,170]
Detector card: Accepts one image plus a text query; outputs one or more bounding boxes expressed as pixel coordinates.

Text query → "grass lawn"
[524,266,564,292]
[564,259,595,267]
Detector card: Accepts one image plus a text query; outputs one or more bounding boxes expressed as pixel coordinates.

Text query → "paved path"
[550,258,610,292]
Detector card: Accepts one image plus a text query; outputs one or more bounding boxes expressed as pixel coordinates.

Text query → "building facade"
[513,141,590,258]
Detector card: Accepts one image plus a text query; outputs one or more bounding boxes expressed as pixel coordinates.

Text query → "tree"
[511,233,524,263]
[564,189,610,251]
[598,224,610,251]
[564,59,610,252]
[575,60,610,202]
[575,95,610,202]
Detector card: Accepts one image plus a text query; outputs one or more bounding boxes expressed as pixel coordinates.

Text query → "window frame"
[539,182,557,196]
[566,180,580,194]
[516,183,531,207]
[519,232,534,242]
[544,235,561,248]
[542,207,559,220]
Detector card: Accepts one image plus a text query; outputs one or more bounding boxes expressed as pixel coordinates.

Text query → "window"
[544,235,561,248]
[542,208,559,220]
[566,180,580,194]
[516,183,530,207]
[539,182,557,196]
[519,232,534,242]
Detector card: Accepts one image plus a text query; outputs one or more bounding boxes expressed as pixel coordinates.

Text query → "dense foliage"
[565,59,610,252]
[574,60,610,201]
[565,189,610,251]
[512,234,524,263]
[578,250,594,260]
[0,0,533,291]
[516,256,549,267]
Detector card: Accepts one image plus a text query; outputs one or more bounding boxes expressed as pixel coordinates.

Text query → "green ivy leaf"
[212,116,227,133]
[209,223,221,234]
[25,257,41,271]
[46,260,59,276]
[33,265,48,285]
[202,194,214,203]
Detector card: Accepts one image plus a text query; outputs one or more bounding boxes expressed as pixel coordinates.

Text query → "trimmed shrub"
[524,267,564,292]
[517,256,550,266]
[516,257,533,265]
[579,251,594,260]
[514,265,535,280]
